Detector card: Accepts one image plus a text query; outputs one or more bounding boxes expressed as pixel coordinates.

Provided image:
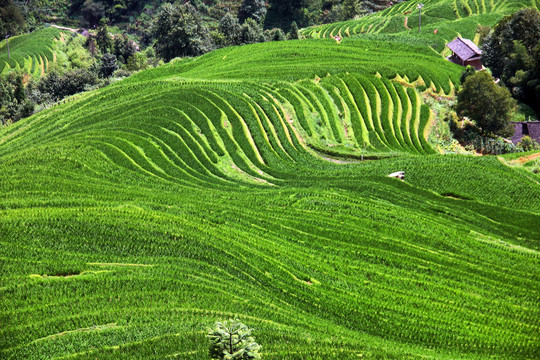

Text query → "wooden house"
[447,37,483,70]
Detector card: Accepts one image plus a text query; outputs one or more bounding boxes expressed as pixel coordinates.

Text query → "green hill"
[1,2,539,360]
[0,27,65,79]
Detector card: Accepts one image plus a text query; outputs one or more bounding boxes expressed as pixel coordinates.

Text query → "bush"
[207,319,261,360]
[38,68,99,101]
[518,135,537,151]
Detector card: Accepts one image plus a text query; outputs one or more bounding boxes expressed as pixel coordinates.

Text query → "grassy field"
[0,27,65,79]
[1,2,539,359]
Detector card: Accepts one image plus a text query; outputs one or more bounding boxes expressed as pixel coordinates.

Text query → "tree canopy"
[482,8,540,116]
[456,71,516,137]
[0,0,25,36]
[238,0,267,24]
[152,2,214,61]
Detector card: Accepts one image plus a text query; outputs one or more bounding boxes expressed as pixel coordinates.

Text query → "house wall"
[511,122,540,144]
[465,59,482,71]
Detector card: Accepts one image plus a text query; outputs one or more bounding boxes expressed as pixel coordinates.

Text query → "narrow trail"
[510,152,540,165]
[50,24,80,33]
[404,17,411,30]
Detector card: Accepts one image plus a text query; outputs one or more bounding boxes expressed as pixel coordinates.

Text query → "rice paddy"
[1,2,539,359]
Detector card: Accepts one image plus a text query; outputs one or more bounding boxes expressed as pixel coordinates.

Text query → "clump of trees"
[151,0,286,61]
[456,70,516,138]
[207,319,261,360]
[0,73,34,125]
[0,0,25,37]
[482,8,540,117]
[152,2,214,61]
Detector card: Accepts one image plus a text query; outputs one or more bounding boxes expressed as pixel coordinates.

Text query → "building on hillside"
[511,121,540,144]
[446,37,483,70]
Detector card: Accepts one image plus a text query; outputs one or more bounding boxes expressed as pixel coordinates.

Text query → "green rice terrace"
[1,10,540,360]
[303,0,540,53]
[0,27,65,79]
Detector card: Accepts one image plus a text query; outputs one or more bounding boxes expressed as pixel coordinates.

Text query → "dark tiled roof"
[447,37,482,61]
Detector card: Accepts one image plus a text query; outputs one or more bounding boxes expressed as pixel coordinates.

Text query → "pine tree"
[288,21,300,40]
[207,319,261,360]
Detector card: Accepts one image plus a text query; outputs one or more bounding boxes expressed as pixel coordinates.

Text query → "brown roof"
[447,37,482,61]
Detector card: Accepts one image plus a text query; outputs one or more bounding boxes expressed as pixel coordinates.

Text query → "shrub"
[207,319,261,360]
[518,135,537,151]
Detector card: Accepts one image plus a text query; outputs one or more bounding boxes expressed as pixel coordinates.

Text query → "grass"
[1,2,539,359]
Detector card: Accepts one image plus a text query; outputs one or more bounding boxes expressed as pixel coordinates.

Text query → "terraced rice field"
[0,27,64,78]
[1,18,539,360]
[302,0,539,49]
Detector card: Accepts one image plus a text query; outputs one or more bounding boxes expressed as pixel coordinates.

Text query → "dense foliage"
[152,2,215,61]
[456,71,516,137]
[482,8,540,116]
[238,0,267,24]
[0,0,25,37]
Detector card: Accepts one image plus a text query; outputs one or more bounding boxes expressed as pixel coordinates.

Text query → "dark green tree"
[218,12,241,46]
[518,135,537,151]
[207,319,261,360]
[265,0,306,30]
[238,0,267,24]
[113,34,137,64]
[99,53,118,77]
[38,69,98,101]
[240,18,265,45]
[95,23,113,54]
[288,21,300,39]
[80,0,105,27]
[460,65,477,84]
[342,0,362,20]
[482,8,540,115]
[152,2,214,61]
[270,28,286,41]
[0,0,25,36]
[456,71,516,137]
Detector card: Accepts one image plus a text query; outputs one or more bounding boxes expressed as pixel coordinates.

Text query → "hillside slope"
[1,9,539,360]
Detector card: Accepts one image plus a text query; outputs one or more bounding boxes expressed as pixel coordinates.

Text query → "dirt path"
[50,24,80,33]
[404,17,411,30]
[509,152,540,165]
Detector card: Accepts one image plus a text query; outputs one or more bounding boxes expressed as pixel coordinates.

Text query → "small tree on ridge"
[207,319,261,360]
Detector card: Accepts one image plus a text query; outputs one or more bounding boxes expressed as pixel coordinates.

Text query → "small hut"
[447,37,483,70]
